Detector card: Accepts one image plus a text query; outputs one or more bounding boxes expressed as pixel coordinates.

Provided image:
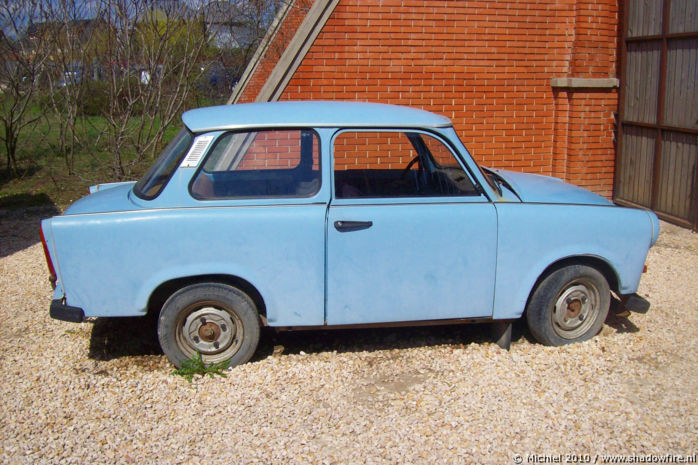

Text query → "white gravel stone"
[0,210,696,464]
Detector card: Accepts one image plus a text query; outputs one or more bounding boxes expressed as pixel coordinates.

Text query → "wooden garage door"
[615,0,698,229]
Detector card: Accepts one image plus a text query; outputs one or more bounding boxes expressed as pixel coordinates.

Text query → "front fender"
[492,203,654,319]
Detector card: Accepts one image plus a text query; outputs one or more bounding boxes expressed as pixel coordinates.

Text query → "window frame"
[188,127,322,201]
[331,128,483,201]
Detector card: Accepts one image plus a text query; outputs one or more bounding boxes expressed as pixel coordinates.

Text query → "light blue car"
[41,102,660,368]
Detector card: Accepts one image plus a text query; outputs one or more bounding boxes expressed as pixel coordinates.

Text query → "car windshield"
[134,128,193,200]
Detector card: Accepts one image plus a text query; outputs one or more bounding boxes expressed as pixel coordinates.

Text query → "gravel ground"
[0,208,696,465]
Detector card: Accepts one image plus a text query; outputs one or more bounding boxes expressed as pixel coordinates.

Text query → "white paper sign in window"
[180,135,214,168]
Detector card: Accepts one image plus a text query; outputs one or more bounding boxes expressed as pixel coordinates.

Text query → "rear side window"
[190,129,320,199]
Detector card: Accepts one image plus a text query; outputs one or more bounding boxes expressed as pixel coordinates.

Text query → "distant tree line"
[0,0,283,178]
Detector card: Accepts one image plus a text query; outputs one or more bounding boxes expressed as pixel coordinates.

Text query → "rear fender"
[40,219,65,299]
[134,264,273,318]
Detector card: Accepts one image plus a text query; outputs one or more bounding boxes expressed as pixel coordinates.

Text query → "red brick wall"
[334,130,465,171]
[238,0,620,197]
[562,0,619,197]
[334,131,417,170]
[210,130,320,170]
[564,91,618,195]
[237,130,307,170]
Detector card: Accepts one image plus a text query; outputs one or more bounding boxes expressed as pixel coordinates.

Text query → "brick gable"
[234,0,620,198]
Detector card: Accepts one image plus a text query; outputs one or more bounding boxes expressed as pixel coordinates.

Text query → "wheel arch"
[146,274,267,323]
[525,255,620,312]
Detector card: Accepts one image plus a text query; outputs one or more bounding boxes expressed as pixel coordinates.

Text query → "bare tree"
[40,0,96,174]
[200,0,282,98]
[0,0,285,181]
[0,0,50,176]
[94,0,211,178]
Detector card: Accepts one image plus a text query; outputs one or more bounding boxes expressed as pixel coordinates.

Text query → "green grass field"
[0,112,180,210]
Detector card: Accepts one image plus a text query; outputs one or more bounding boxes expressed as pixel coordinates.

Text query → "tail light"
[40,227,57,289]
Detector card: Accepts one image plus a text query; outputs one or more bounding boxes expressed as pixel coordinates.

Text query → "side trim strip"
[272,317,498,331]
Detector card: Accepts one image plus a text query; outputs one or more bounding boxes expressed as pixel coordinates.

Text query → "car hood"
[63,182,139,215]
[490,169,613,206]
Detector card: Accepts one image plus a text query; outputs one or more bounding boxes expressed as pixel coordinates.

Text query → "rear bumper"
[50,299,85,323]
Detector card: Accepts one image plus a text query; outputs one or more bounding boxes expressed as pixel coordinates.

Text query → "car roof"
[181,101,453,132]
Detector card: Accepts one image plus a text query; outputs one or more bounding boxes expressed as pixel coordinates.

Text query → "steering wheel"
[398,155,429,194]
[401,155,420,178]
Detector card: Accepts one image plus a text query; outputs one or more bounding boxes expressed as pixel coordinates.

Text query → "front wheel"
[526,265,610,346]
[158,283,260,368]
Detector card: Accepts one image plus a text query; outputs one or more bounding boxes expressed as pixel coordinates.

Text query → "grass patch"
[172,351,230,383]
[0,111,183,209]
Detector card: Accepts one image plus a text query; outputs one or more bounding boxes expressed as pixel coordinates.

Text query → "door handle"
[334,220,373,232]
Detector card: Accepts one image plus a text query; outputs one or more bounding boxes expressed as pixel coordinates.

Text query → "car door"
[326,129,497,325]
[181,128,327,327]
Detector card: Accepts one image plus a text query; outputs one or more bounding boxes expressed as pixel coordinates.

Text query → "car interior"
[333,132,479,198]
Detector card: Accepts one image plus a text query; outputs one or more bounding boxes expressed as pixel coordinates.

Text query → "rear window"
[190,129,320,199]
[134,128,193,200]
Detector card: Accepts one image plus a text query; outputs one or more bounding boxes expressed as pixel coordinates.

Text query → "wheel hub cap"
[566,299,582,318]
[553,282,599,339]
[198,322,221,342]
[182,307,235,354]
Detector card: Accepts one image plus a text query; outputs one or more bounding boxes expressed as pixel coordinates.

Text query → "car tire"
[158,283,260,369]
[526,265,610,346]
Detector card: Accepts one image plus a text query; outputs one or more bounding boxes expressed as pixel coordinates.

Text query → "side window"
[333,131,478,199]
[190,129,320,199]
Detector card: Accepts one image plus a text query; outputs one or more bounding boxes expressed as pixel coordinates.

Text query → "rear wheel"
[526,265,610,346]
[158,283,260,368]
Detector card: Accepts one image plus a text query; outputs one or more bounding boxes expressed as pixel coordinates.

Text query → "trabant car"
[40,102,660,368]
